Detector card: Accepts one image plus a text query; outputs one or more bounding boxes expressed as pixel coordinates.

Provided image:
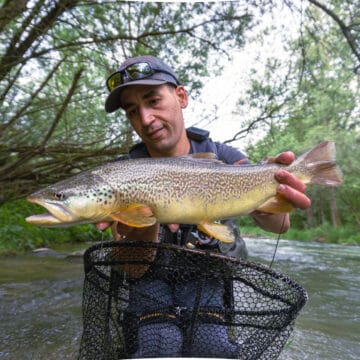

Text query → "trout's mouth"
[26,196,77,226]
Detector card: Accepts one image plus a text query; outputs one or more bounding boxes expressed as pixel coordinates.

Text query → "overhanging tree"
[0,0,256,202]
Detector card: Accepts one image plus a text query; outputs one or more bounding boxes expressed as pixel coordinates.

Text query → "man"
[97,55,310,358]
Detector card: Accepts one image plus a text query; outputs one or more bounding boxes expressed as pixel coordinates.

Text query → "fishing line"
[269,214,286,269]
[98,226,106,253]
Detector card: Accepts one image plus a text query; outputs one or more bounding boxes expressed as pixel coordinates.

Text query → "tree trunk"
[330,187,341,227]
[305,206,316,228]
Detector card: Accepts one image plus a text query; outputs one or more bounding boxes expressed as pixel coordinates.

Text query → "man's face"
[120,84,189,157]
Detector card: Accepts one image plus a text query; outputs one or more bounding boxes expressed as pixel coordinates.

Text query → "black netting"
[78,241,307,359]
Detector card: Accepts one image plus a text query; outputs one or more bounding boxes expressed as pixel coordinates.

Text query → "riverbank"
[1,223,358,256]
[239,224,359,246]
[0,219,113,256]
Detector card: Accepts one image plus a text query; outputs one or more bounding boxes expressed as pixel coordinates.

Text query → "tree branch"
[308,0,360,72]
[0,57,66,135]
[8,14,249,69]
[0,0,28,32]
[0,0,80,81]
[41,67,84,147]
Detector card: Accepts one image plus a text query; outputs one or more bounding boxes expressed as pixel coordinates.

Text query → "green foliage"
[243,1,360,231]
[285,223,360,245]
[0,199,111,255]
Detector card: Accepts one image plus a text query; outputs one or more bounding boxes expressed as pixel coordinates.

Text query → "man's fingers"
[96,221,111,231]
[274,151,295,165]
[167,224,179,233]
[276,169,306,193]
[112,222,160,242]
[277,184,311,210]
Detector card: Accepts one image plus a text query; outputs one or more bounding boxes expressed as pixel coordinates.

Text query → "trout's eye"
[54,192,66,201]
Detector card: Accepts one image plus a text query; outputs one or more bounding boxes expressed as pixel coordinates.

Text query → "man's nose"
[139,106,155,126]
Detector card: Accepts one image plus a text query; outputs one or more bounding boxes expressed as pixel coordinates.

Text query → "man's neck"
[147,137,191,158]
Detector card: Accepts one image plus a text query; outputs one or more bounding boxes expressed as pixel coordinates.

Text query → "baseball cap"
[105,55,180,113]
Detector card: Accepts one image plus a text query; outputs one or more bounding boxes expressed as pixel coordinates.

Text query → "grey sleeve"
[215,142,250,165]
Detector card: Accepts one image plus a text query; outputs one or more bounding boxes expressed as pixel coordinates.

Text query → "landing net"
[78,241,307,359]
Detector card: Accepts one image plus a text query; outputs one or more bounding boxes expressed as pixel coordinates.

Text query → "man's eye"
[127,108,138,118]
[150,98,160,106]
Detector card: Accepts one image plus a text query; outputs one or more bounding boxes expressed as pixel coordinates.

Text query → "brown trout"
[26,141,343,243]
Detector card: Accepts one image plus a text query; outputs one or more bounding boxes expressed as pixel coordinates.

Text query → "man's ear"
[175,85,188,109]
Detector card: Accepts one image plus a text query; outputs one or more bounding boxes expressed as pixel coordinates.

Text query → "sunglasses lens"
[107,72,122,91]
[107,63,156,91]
[126,62,153,80]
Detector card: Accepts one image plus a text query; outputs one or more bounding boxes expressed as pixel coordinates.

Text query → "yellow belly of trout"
[153,182,277,224]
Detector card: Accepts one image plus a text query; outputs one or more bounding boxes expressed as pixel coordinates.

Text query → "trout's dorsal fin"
[110,203,156,227]
[180,153,223,165]
[197,221,235,243]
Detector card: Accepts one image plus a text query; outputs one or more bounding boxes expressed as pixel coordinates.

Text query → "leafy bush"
[0,199,111,255]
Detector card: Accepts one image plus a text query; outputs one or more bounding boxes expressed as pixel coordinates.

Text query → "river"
[0,238,359,359]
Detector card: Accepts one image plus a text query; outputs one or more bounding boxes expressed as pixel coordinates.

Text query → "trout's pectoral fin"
[110,203,156,228]
[256,195,294,214]
[197,221,235,243]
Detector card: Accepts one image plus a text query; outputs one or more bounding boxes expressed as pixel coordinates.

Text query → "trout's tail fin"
[257,141,342,215]
[294,141,343,186]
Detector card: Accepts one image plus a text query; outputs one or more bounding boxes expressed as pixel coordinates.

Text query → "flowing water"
[248,238,360,360]
[0,239,359,359]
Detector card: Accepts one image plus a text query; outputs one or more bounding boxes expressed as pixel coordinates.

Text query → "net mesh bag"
[78,241,307,359]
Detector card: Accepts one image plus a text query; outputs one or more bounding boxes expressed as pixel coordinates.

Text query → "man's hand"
[252,150,311,234]
[96,221,112,231]
[95,222,159,279]
[96,221,159,242]
[272,151,311,210]
[96,221,179,236]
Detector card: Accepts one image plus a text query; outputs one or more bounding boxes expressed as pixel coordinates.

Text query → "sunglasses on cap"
[106,62,179,92]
